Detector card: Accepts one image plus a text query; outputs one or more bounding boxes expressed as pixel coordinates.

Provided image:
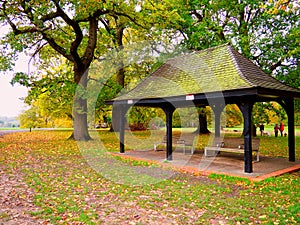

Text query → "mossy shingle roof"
[111,44,300,103]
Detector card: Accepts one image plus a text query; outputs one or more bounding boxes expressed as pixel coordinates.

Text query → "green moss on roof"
[113,44,299,101]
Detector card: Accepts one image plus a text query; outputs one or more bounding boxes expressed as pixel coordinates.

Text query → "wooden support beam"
[278,98,295,162]
[119,105,129,154]
[211,102,225,138]
[162,104,175,161]
[238,101,254,173]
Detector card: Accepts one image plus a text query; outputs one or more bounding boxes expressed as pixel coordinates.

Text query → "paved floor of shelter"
[115,148,300,181]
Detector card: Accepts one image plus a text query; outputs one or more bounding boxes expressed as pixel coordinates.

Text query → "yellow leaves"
[20,194,27,199]
[265,0,295,15]
[258,214,267,219]
[290,216,297,223]
[1,130,300,224]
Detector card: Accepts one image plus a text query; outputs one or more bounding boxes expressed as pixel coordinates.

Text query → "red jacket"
[279,123,284,131]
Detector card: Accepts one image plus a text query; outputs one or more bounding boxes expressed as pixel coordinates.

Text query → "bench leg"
[154,143,158,151]
[191,146,194,154]
[183,145,195,154]
[204,148,216,157]
[179,144,186,154]
[204,148,219,157]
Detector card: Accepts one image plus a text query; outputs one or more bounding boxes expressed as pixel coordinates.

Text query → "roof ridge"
[166,43,230,62]
[110,43,300,102]
[226,45,257,87]
[192,43,230,54]
[226,45,299,91]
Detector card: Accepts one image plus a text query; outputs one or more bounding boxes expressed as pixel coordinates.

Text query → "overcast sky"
[0,25,29,118]
[0,58,30,118]
[0,74,28,117]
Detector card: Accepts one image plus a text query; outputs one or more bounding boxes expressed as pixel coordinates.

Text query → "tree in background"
[1,1,298,135]
[252,102,286,125]
[179,0,299,76]
[0,0,182,138]
[12,56,75,128]
[18,107,40,131]
[0,1,124,140]
[223,104,243,128]
[175,0,299,132]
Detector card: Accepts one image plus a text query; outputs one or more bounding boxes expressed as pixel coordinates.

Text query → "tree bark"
[194,107,210,134]
[69,66,92,141]
[71,101,91,141]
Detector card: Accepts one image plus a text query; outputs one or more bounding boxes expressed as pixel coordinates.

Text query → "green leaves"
[10,72,31,87]
[252,102,286,126]
[16,59,76,128]
[177,0,299,82]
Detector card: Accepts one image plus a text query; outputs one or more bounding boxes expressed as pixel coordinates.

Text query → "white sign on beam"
[186,94,194,100]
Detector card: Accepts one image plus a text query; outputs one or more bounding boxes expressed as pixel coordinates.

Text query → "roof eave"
[256,87,300,99]
[105,88,260,107]
[105,86,300,108]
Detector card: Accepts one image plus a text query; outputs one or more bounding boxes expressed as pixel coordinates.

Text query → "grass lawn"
[0,130,299,224]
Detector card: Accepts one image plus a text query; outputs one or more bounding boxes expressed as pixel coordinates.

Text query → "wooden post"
[211,103,225,138]
[163,105,175,161]
[238,101,254,173]
[287,99,295,162]
[119,105,127,154]
[111,105,121,132]
[279,98,295,162]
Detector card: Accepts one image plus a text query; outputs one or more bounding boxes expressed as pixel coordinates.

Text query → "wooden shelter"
[106,44,300,173]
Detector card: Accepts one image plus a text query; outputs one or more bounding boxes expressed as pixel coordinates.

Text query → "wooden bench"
[204,137,260,162]
[154,134,196,154]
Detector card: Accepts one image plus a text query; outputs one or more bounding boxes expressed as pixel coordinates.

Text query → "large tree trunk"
[194,112,211,134]
[194,106,210,134]
[70,67,92,141]
[72,97,91,140]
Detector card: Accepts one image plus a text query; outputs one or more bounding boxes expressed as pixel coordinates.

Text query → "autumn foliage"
[0,131,299,224]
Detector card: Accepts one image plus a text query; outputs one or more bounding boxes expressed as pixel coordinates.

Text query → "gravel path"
[0,130,28,137]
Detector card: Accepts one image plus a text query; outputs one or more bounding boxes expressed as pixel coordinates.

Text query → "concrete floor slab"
[114,149,300,181]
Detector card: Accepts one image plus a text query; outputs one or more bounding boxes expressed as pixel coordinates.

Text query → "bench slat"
[204,137,260,161]
[154,134,196,154]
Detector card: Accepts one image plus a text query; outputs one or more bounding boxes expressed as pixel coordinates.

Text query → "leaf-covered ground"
[0,130,299,224]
